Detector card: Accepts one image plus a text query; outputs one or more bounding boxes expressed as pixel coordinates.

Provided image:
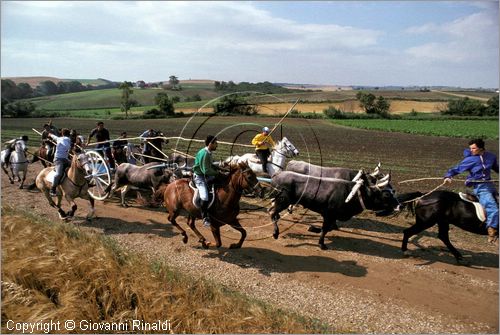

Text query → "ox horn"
[351,169,363,182]
[375,172,391,188]
[370,162,381,177]
[378,173,390,183]
[345,179,364,203]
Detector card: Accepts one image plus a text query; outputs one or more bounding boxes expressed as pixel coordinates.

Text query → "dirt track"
[2,172,499,333]
[1,126,498,333]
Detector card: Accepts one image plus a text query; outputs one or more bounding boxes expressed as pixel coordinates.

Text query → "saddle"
[45,167,70,185]
[189,180,215,209]
[247,154,262,164]
[459,192,486,222]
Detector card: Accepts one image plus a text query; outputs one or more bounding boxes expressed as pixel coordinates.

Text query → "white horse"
[36,152,96,221]
[1,140,29,189]
[226,137,299,177]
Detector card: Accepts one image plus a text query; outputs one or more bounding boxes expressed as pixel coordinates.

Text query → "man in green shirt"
[193,135,219,227]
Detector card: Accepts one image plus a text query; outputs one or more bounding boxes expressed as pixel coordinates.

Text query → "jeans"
[53,158,70,188]
[473,182,499,229]
[97,144,115,169]
[193,174,214,201]
[256,149,271,172]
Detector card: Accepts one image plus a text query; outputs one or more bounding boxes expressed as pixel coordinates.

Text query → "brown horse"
[36,152,96,221]
[163,162,262,249]
[31,143,54,167]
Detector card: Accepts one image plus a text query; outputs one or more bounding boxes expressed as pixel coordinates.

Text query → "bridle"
[272,140,296,159]
[66,154,91,190]
[236,167,261,195]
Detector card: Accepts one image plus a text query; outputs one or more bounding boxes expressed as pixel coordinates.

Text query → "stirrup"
[203,217,211,227]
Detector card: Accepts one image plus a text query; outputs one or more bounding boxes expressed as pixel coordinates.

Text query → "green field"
[23,83,497,113]
[331,119,499,139]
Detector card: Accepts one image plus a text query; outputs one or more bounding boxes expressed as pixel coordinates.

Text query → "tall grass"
[1,206,332,334]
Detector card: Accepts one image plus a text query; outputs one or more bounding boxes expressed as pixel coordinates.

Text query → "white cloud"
[1,1,497,87]
[404,10,498,65]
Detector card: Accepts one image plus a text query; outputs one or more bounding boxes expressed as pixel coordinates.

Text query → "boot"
[201,200,211,227]
[487,227,498,243]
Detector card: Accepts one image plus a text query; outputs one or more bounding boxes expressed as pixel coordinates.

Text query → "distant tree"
[214,95,257,115]
[356,91,377,114]
[442,97,486,116]
[154,92,175,116]
[1,79,20,101]
[168,75,181,90]
[356,91,391,117]
[57,81,69,94]
[67,80,85,93]
[169,75,179,87]
[3,101,36,117]
[485,95,499,116]
[17,82,33,99]
[119,81,134,119]
[37,80,59,96]
[374,96,391,118]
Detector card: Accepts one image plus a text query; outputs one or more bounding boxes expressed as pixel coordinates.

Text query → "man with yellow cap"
[251,126,275,174]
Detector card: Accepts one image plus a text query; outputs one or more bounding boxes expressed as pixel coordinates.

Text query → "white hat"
[262,127,270,133]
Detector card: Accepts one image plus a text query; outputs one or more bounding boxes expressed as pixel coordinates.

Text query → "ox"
[105,162,173,207]
[401,190,498,263]
[269,171,398,250]
[284,160,392,226]
[285,160,385,184]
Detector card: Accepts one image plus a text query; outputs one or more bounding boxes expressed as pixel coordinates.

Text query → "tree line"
[1,78,119,102]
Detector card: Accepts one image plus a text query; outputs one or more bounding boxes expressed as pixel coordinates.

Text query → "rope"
[399,180,447,204]
[26,150,53,165]
[398,177,499,184]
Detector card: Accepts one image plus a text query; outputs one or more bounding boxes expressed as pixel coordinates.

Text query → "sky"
[1,1,498,88]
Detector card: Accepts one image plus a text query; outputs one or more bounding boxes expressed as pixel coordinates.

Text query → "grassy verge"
[1,205,333,334]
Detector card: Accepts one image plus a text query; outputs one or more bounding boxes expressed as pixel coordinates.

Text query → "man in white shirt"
[49,128,72,197]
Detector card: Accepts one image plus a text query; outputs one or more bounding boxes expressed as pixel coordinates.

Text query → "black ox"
[269,171,398,250]
[401,190,497,263]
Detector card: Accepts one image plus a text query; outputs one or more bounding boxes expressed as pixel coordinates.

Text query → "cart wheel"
[85,150,112,200]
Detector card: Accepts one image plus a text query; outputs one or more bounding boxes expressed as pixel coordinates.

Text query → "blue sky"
[1,1,498,88]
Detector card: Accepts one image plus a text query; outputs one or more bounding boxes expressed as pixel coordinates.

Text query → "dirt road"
[2,162,498,333]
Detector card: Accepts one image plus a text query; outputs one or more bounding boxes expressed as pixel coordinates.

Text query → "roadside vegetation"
[1,205,332,334]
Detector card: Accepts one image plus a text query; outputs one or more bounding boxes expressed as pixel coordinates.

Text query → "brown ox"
[163,162,261,249]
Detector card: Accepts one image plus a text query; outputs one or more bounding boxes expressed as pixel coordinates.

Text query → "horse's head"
[277,137,299,157]
[75,153,93,175]
[14,140,27,154]
[231,161,262,196]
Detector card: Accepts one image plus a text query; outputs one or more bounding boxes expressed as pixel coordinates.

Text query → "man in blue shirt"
[49,128,72,197]
[444,138,499,242]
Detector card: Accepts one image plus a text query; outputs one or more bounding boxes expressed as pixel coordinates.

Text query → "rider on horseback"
[49,128,72,197]
[41,123,56,160]
[193,135,220,227]
[3,135,29,165]
[444,138,499,243]
[251,127,275,174]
